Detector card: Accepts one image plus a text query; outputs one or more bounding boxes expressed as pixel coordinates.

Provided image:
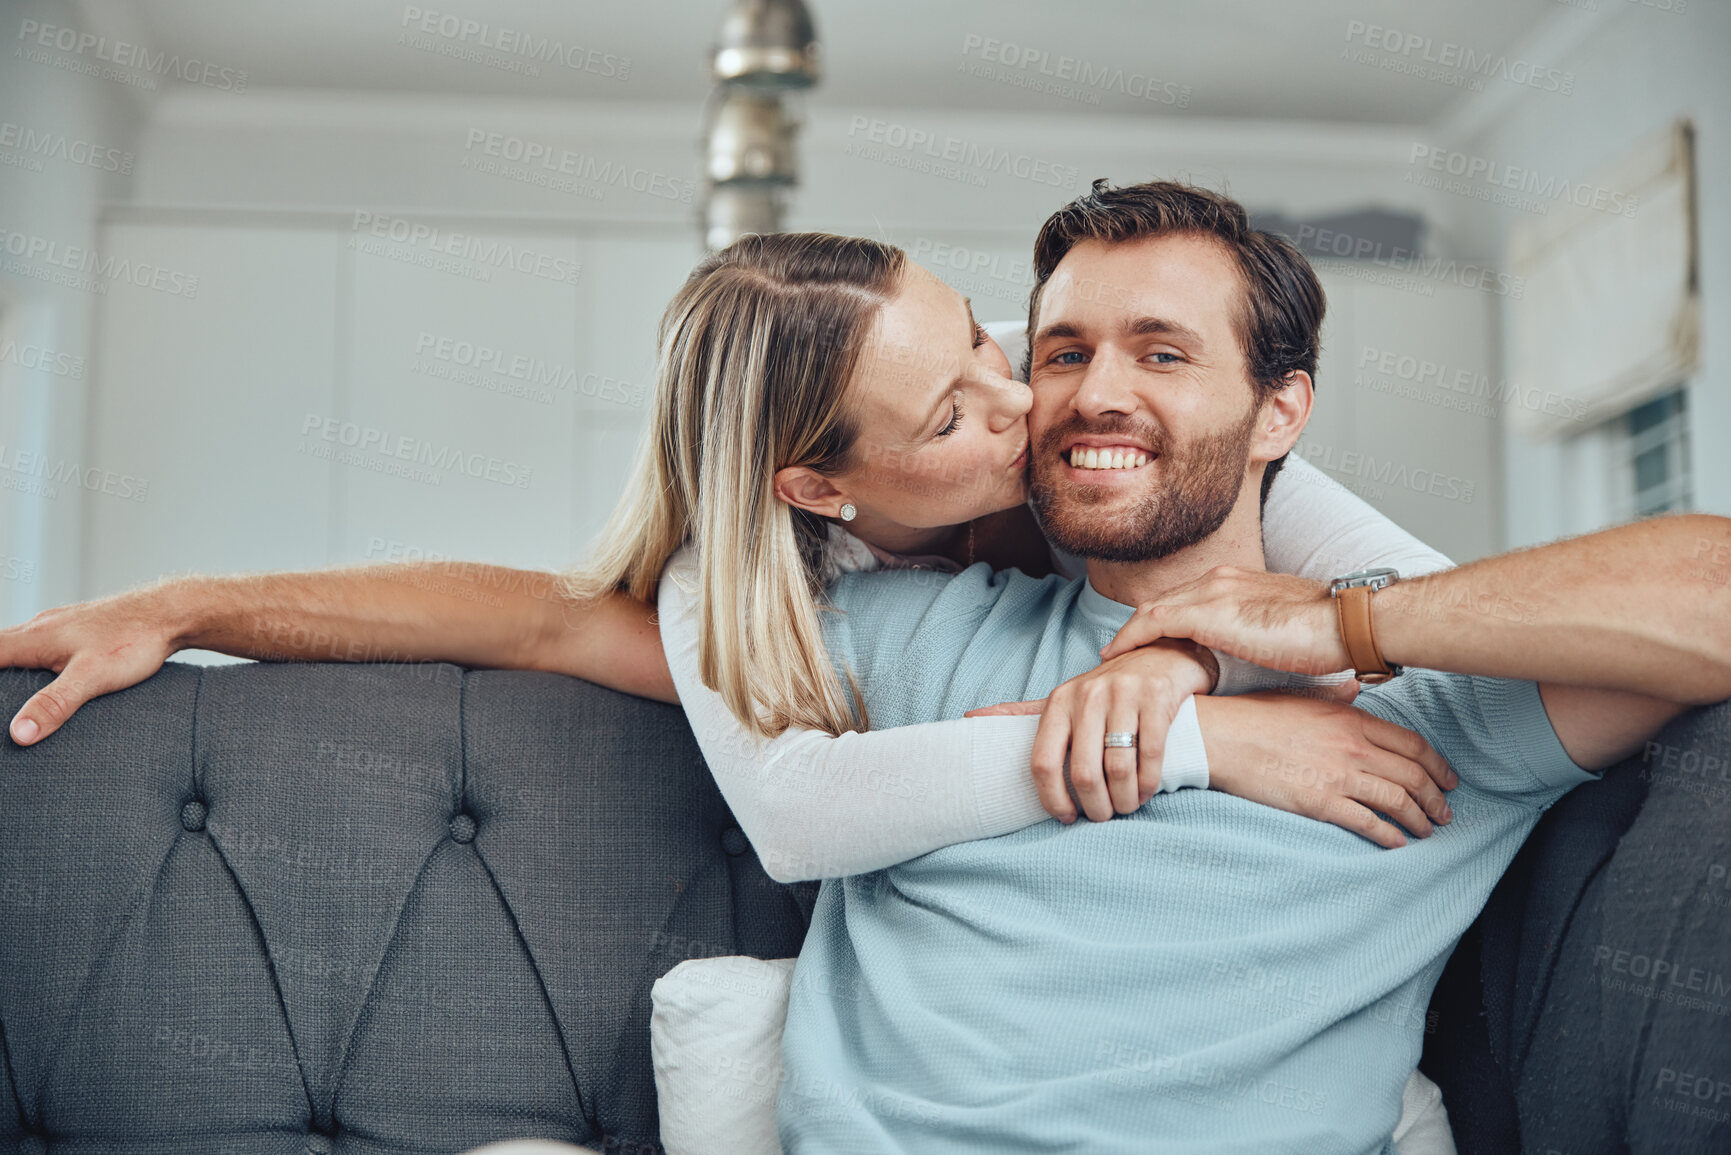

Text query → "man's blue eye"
[1053,351,1086,365]
[1151,352,1179,364]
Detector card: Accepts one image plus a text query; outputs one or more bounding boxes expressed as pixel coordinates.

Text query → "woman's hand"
[965,639,1219,823]
[2,590,180,745]
[1197,690,1458,848]
[1100,567,1350,676]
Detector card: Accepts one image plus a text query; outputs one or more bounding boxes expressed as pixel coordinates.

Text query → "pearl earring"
[839,503,857,522]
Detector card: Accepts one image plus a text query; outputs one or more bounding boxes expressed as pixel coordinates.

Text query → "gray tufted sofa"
[0,661,813,1155]
[1,659,1726,1154]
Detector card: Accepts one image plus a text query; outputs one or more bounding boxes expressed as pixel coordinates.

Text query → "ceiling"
[79,0,1564,125]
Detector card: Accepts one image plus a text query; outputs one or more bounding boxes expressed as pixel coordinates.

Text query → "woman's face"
[831,263,1032,530]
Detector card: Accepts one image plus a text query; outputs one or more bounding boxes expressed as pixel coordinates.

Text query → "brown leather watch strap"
[1335,585,1396,683]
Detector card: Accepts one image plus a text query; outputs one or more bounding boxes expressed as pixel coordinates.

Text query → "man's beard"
[1029,403,1259,563]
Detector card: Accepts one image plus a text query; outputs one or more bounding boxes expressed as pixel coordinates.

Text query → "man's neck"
[1083,487,1269,608]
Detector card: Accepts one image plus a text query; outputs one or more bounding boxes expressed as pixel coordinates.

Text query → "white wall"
[1,69,1511,624]
[84,91,1498,596]
[0,0,144,623]
[1430,1,1730,545]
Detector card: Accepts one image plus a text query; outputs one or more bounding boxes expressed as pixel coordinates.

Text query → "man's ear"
[773,464,848,518]
[1252,371,1313,464]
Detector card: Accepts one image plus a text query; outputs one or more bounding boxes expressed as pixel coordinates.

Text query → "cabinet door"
[568,234,704,561]
[343,226,585,571]
[89,222,340,595]
[1304,272,1498,563]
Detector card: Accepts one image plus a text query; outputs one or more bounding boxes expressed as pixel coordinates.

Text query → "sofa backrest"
[0,661,815,1155]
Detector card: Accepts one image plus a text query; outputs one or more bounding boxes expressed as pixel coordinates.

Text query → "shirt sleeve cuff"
[1157,695,1209,792]
[968,715,1052,834]
[1479,677,1599,790]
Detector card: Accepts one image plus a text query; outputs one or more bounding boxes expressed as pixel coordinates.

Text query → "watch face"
[1333,567,1400,591]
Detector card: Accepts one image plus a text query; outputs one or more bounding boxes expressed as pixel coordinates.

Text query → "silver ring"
[1103,731,1137,748]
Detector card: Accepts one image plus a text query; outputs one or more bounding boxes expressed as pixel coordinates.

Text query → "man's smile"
[1061,437,1156,475]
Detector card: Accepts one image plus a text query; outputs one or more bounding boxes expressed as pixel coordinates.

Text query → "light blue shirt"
[776,563,1596,1153]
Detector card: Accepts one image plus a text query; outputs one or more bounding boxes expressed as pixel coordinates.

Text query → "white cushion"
[651,956,797,1155]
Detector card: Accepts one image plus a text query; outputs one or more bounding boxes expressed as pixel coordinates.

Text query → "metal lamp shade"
[711,0,820,89]
[703,183,787,251]
[704,87,799,185]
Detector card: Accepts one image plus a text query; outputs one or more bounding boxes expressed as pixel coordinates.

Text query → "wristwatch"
[1328,568,1403,684]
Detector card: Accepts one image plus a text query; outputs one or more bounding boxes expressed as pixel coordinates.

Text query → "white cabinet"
[1303,270,1498,563]
[88,223,341,594]
[87,218,702,603]
[86,220,1500,606]
[343,225,585,570]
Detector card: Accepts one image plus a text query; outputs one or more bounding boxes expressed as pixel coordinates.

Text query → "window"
[1620,387,1691,518]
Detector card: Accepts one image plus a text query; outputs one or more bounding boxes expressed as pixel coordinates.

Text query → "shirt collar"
[1076,577,1136,632]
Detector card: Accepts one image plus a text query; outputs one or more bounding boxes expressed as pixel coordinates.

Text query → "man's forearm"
[166,562,565,672]
[1373,514,1731,704]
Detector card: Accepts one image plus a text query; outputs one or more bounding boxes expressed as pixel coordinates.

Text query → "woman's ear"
[773,465,848,518]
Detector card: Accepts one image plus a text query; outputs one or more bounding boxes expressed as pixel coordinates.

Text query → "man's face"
[1026,232,1276,563]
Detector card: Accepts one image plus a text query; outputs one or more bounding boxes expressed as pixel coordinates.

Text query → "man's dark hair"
[1026,178,1326,509]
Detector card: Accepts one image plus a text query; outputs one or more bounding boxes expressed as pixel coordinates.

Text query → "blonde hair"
[561,233,906,739]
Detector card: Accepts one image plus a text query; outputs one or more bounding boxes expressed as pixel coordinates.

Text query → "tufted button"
[302,1135,332,1155]
[721,825,750,857]
[180,800,207,832]
[449,812,477,844]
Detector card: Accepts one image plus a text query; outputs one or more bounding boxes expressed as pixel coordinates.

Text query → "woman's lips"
[1011,442,1029,469]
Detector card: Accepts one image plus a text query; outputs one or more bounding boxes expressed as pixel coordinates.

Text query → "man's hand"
[965,639,1218,823]
[2,592,180,745]
[1100,567,1352,676]
[1198,691,1457,848]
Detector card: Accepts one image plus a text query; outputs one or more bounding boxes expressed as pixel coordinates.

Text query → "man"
[774,180,1731,1152]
